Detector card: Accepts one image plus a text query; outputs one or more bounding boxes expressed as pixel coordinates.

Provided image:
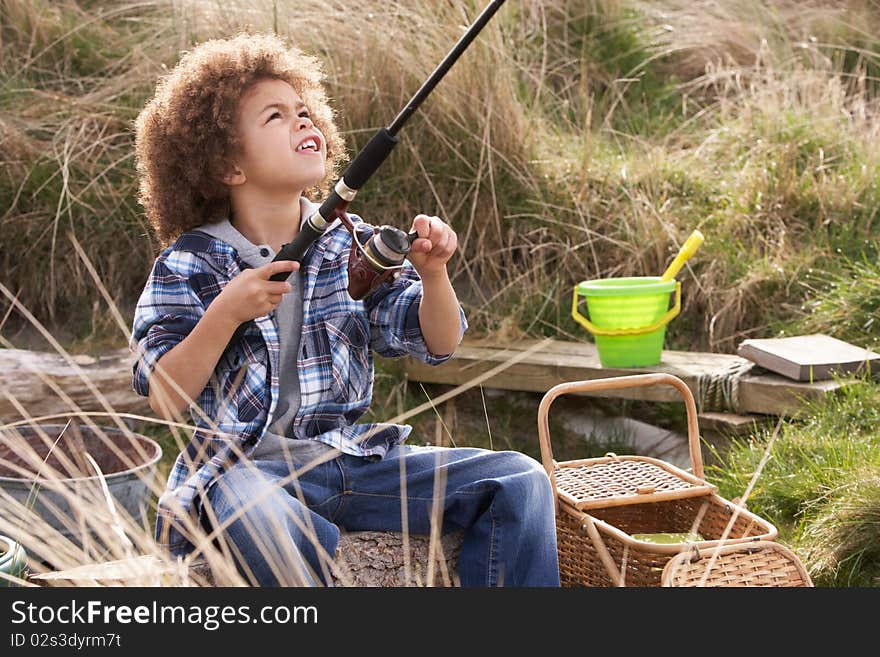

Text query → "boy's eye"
[298,110,310,119]
[267,111,282,122]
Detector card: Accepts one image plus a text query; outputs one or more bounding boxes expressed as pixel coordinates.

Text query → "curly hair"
[134,33,346,247]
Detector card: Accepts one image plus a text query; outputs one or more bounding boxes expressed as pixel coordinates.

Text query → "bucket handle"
[571,281,681,337]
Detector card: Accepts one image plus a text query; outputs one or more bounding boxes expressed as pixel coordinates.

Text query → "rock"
[332,530,463,587]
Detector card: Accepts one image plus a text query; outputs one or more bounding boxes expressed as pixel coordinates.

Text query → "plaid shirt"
[130,214,467,556]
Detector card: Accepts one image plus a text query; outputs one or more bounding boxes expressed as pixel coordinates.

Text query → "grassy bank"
[707,376,880,587]
[3,0,879,350]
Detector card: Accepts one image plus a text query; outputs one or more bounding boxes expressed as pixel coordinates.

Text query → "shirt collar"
[197,197,321,267]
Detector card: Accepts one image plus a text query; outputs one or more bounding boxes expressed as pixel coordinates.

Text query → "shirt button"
[259,247,270,257]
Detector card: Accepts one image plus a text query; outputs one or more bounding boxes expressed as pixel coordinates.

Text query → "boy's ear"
[222,165,246,186]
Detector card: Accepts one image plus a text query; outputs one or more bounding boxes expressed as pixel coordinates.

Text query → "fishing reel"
[335,209,419,300]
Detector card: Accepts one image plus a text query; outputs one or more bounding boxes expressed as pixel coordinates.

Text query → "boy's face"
[228,77,327,195]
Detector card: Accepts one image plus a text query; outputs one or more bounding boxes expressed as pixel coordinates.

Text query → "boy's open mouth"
[295,135,321,154]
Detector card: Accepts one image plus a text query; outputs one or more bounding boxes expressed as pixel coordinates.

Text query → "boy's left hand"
[407,214,458,278]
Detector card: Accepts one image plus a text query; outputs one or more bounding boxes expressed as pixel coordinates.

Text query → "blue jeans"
[202,445,560,587]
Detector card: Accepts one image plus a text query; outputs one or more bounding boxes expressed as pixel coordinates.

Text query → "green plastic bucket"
[572,276,681,367]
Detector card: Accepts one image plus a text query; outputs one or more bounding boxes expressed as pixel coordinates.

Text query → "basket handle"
[537,373,704,510]
[582,514,625,586]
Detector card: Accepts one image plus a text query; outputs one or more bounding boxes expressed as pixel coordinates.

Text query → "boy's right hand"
[212,260,299,327]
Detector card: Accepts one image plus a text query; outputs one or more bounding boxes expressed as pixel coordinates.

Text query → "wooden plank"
[404,339,850,415]
[30,531,464,587]
[29,554,200,587]
[737,373,841,415]
[738,333,880,381]
[0,348,150,422]
[697,412,770,436]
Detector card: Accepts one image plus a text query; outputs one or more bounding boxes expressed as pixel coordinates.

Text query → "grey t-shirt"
[197,200,336,464]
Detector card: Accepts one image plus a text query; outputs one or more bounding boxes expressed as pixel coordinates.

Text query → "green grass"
[798,466,880,587]
[788,251,880,348]
[706,377,880,586]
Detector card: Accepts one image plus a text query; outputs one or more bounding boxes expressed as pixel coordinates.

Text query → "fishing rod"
[269,0,508,296]
[226,0,507,348]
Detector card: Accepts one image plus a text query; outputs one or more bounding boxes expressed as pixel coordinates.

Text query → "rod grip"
[269,220,325,282]
[341,128,398,190]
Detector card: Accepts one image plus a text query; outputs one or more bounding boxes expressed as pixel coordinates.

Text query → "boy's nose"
[295,116,313,130]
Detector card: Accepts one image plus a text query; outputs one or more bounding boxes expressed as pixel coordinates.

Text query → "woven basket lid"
[554,455,716,510]
[661,541,813,587]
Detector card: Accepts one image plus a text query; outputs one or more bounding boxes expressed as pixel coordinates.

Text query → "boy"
[130,33,559,586]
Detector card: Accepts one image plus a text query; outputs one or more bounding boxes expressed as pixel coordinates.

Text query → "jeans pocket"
[322,312,371,404]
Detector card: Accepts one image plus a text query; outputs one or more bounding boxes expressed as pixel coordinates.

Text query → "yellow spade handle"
[661,230,704,282]
[571,282,681,337]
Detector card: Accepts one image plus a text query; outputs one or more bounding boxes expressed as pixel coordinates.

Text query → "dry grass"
[2,0,878,351]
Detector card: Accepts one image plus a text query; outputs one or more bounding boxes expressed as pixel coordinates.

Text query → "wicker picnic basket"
[538,373,778,587]
[660,540,813,587]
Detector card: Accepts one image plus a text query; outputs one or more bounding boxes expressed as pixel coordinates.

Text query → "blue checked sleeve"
[130,253,206,398]
[364,262,468,365]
